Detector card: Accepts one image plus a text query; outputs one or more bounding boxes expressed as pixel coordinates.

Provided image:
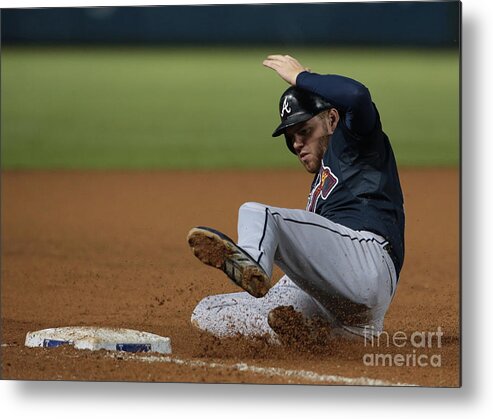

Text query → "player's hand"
[262,55,310,86]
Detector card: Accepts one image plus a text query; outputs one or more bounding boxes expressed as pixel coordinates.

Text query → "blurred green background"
[1,46,459,169]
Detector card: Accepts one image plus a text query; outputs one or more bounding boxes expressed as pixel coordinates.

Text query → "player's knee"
[190,296,218,332]
[190,297,208,323]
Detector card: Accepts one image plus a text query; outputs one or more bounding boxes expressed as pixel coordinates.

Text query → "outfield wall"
[1,2,460,47]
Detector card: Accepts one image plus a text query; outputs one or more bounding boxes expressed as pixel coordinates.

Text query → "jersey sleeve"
[296,71,377,138]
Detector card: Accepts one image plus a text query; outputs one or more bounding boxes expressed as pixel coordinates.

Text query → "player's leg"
[236,202,397,338]
[191,275,328,340]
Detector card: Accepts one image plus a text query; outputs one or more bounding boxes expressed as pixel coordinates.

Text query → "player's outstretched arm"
[263,54,376,137]
[297,71,377,137]
[262,54,310,86]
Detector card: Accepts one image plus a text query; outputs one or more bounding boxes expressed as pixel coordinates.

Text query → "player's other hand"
[262,55,310,86]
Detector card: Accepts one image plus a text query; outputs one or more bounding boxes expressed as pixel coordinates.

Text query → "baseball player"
[187,55,404,343]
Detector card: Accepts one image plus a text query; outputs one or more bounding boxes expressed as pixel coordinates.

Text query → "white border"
[5,1,340,7]
[1,0,491,417]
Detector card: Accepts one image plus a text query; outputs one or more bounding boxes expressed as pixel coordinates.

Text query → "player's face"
[285,113,332,173]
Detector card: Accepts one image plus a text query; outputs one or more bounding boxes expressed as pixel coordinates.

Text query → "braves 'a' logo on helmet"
[280,97,292,118]
[307,163,338,212]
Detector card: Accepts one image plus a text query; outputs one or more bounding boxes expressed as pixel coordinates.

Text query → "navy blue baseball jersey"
[296,71,405,275]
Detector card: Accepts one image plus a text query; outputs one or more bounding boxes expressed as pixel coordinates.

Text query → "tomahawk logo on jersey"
[306,162,338,212]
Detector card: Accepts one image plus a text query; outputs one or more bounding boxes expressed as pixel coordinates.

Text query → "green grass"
[1,46,459,169]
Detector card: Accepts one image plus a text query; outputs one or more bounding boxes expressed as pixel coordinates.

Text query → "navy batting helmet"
[272,86,332,154]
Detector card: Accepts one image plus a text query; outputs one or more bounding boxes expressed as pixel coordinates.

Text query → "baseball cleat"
[187,226,271,298]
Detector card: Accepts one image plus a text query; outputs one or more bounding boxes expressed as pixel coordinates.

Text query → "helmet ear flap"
[284,135,296,155]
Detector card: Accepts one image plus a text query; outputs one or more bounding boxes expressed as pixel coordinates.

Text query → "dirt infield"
[0,168,459,386]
